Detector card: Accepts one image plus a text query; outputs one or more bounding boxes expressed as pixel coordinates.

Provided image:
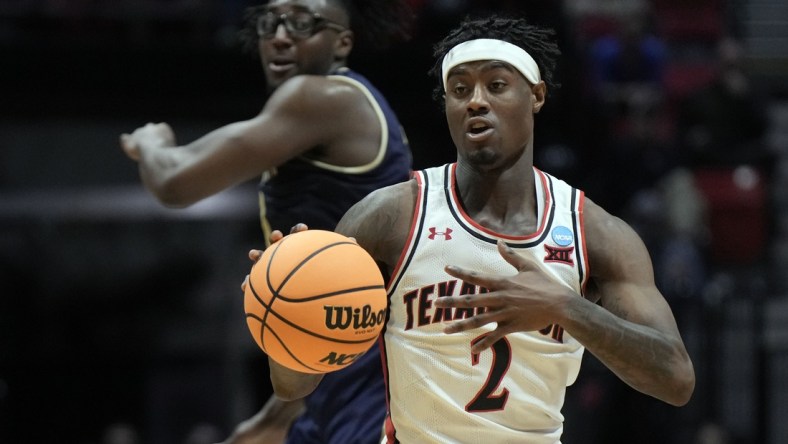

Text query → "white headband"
[441,38,541,91]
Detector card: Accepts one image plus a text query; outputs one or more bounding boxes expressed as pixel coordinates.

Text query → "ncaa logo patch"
[551,226,574,247]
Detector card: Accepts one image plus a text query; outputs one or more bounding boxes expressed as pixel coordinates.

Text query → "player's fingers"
[248,249,263,262]
[158,122,176,142]
[289,223,309,234]
[270,230,284,244]
[443,310,498,334]
[470,330,507,353]
[240,275,249,292]
[496,239,542,273]
[497,239,524,268]
[434,293,475,308]
[120,134,140,160]
[434,290,508,309]
[444,264,499,290]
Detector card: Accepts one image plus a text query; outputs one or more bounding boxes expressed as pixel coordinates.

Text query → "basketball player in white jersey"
[262,15,695,443]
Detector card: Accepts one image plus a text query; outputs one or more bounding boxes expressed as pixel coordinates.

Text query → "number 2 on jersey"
[466,333,511,412]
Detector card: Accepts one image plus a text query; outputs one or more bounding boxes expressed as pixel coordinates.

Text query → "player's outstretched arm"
[120,119,273,207]
[120,75,375,207]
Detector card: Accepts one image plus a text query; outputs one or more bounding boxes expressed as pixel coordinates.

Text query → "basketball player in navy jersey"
[262,16,695,443]
[120,1,414,443]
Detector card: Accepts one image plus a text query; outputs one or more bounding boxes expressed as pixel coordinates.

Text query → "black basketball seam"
[265,320,323,373]
[273,240,358,295]
[276,284,385,303]
[248,281,271,350]
[246,313,264,323]
[246,305,325,373]
[259,238,287,351]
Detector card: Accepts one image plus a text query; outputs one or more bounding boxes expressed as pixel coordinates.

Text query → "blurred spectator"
[694,422,731,444]
[654,169,708,300]
[183,422,222,444]
[565,0,650,20]
[677,37,770,169]
[574,5,672,215]
[597,88,676,214]
[101,422,141,444]
[676,37,773,267]
[586,5,667,116]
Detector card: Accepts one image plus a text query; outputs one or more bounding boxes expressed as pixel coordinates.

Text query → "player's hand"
[120,122,176,161]
[269,223,310,245]
[434,240,576,353]
[242,224,311,291]
[240,248,266,292]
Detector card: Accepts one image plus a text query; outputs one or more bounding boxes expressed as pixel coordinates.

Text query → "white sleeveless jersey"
[382,163,589,444]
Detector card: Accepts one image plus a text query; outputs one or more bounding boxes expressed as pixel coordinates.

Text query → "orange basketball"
[243,230,387,374]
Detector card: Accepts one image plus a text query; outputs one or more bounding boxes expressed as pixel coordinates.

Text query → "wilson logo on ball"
[323,304,386,330]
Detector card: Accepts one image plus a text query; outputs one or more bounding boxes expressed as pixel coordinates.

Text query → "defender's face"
[257,0,349,90]
[443,60,545,170]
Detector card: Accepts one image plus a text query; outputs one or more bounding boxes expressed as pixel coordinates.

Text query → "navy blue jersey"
[258,68,412,444]
[259,68,412,237]
[287,344,388,444]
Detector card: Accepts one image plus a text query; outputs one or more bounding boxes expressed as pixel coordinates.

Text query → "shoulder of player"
[582,197,653,277]
[368,179,419,214]
[342,180,417,227]
[337,179,417,262]
[269,74,371,113]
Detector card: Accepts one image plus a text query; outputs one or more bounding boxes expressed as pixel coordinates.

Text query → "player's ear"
[334,29,354,59]
[532,81,547,114]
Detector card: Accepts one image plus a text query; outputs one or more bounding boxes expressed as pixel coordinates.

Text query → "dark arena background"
[2,1,788,443]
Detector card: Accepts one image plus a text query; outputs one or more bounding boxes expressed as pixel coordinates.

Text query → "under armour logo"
[428,227,453,240]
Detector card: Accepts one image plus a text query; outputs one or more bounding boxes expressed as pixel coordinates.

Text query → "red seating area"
[652,0,725,42]
[693,167,769,265]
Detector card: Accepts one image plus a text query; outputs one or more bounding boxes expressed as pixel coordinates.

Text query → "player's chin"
[264,70,297,89]
[465,148,499,167]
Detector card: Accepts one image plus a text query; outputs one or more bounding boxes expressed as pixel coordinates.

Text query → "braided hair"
[428,15,561,103]
[238,0,414,55]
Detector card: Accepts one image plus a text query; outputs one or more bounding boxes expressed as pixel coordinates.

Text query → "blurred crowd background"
[1,0,788,443]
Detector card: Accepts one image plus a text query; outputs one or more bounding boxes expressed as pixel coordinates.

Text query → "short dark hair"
[238,0,414,54]
[428,15,561,103]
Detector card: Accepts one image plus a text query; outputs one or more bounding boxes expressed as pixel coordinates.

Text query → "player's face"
[257,0,350,89]
[444,60,545,170]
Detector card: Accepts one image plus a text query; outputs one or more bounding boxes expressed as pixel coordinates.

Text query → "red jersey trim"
[446,163,552,241]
